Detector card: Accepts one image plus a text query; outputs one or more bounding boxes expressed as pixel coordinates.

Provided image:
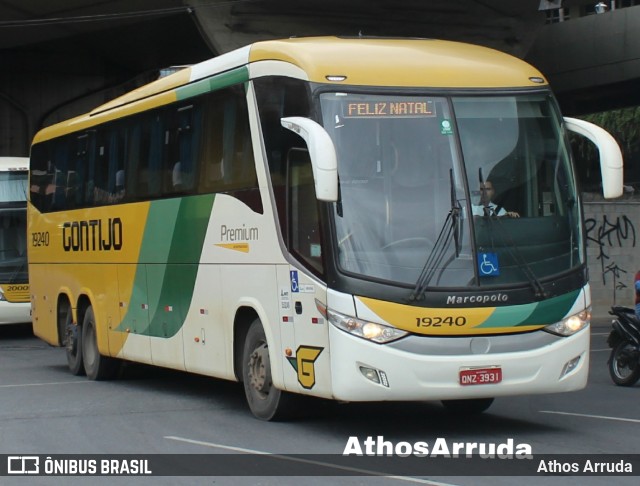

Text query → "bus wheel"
[242,319,294,421]
[441,398,494,415]
[62,304,84,376]
[81,306,118,381]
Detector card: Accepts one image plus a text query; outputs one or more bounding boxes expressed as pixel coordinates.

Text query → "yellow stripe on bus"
[357,296,497,336]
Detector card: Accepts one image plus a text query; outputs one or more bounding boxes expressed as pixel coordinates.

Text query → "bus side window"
[50,142,69,211]
[199,95,224,193]
[73,133,91,208]
[29,143,51,212]
[147,114,165,198]
[196,86,260,212]
[173,104,200,193]
[287,148,324,276]
[130,115,152,201]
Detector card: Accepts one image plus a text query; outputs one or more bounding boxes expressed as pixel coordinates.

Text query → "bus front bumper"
[328,324,589,402]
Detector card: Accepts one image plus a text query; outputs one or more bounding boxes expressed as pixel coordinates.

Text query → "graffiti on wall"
[585,214,636,303]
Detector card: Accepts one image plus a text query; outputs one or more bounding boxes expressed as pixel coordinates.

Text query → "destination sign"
[344,100,435,118]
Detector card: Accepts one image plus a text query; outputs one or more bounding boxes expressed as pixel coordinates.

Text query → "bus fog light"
[328,309,408,343]
[560,355,582,378]
[358,366,390,387]
[359,366,380,384]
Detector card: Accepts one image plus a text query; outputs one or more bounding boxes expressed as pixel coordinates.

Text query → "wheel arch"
[75,294,93,332]
[233,306,259,382]
[55,291,75,346]
[232,301,282,387]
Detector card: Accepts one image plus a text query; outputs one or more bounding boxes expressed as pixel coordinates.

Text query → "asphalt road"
[0,319,638,486]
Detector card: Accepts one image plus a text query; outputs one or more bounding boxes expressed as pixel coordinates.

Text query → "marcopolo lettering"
[446,293,508,305]
[62,218,123,252]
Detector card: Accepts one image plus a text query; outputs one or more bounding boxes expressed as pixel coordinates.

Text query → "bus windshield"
[320,91,582,289]
[0,171,28,285]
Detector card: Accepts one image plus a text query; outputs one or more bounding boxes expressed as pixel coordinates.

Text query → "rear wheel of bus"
[242,319,295,421]
[81,306,118,380]
[59,301,84,376]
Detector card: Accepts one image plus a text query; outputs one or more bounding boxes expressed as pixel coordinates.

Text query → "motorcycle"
[607,305,640,386]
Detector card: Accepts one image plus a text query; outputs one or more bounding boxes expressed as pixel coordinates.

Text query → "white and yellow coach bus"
[0,157,30,324]
[28,37,622,420]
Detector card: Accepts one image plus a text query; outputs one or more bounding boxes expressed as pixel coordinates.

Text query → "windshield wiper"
[409,170,461,302]
[449,169,462,258]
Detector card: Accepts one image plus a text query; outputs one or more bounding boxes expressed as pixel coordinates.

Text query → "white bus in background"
[0,157,30,324]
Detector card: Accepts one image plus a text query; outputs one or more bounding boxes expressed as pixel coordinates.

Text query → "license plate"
[459,367,502,386]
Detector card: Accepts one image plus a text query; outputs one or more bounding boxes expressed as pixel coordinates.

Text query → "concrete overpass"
[1,0,639,156]
[527,1,640,115]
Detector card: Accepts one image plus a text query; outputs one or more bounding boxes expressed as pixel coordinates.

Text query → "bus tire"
[62,303,85,376]
[81,306,118,381]
[441,398,494,415]
[242,319,294,421]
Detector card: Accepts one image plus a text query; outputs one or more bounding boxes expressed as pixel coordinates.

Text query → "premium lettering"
[62,218,123,252]
[220,224,258,242]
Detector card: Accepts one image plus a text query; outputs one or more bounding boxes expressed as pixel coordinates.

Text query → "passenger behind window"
[172,162,184,191]
[113,169,125,201]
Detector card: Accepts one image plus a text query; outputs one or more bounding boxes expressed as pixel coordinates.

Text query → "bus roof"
[33,37,548,144]
[0,157,29,171]
[248,37,547,89]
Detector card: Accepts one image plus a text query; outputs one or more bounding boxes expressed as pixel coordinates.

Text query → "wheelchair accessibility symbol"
[290,270,299,293]
[478,252,500,277]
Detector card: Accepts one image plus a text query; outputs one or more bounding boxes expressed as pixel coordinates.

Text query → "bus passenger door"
[279,148,331,397]
[116,263,152,363]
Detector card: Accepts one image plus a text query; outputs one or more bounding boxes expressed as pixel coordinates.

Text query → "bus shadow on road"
[292,398,561,439]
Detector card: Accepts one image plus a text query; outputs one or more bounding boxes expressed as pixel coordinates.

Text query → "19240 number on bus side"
[31,231,50,247]
[416,316,466,327]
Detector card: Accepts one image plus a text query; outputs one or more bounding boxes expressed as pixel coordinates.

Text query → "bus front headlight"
[328,309,408,344]
[543,308,591,336]
[0,287,5,301]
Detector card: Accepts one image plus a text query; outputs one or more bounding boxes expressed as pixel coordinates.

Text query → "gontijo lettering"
[62,218,123,252]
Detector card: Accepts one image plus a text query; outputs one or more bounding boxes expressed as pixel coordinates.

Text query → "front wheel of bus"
[81,306,118,381]
[441,398,494,415]
[242,319,294,421]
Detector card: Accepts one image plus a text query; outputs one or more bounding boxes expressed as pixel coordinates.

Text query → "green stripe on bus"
[177,66,249,100]
[147,194,215,338]
[118,194,215,338]
[519,288,581,326]
[478,289,580,328]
